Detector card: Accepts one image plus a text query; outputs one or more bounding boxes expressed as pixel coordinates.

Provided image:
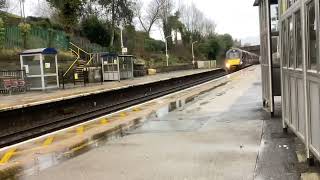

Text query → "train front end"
[225,49,242,72]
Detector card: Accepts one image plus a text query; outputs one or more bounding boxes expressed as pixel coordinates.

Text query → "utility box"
[86,67,102,83]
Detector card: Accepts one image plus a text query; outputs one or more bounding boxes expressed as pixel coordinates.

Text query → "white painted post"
[192,41,198,66]
[55,55,59,88]
[39,54,45,91]
[117,56,120,82]
[165,39,169,67]
[20,55,24,79]
[301,0,310,160]
[165,35,172,67]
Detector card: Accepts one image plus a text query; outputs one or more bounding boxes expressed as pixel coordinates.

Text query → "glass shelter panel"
[44,76,58,88]
[307,1,317,71]
[282,20,288,67]
[295,10,303,69]
[43,55,57,75]
[23,55,41,76]
[288,17,294,68]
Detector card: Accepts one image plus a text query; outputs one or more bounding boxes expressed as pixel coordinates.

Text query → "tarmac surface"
[11,66,319,180]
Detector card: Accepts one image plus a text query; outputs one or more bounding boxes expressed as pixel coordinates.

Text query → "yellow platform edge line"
[77,126,85,135]
[0,148,17,164]
[42,136,55,147]
[120,112,127,118]
[133,108,141,112]
[100,118,109,125]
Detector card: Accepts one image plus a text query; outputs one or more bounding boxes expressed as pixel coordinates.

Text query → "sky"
[177,0,260,44]
[5,0,260,45]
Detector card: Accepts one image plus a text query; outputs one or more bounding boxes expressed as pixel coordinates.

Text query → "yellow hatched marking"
[133,108,141,112]
[100,118,109,125]
[119,112,127,118]
[42,136,54,146]
[0,149,16,164]
[77,126,85,135]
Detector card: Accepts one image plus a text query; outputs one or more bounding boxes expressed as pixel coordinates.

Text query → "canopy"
[20,48,58,55]
[253,0,278,6]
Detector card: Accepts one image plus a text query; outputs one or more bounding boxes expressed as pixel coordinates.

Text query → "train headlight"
[226,63,231,69]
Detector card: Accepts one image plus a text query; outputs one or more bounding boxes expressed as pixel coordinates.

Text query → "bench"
[1,79,27,95]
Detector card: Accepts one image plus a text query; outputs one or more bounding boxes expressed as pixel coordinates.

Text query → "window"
[227,50,240,59]
[288,17,294,68]
[282,20,288,67]
[295,10,303,69]
[307,1,317,70]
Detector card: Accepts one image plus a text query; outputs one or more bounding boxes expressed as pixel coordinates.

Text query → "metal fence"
[3,26,107,53]
[4,26,69,50]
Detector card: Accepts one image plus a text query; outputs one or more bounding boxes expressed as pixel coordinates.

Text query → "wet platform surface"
[18,68,298,180]
[0,69,214,111]
[5,65,319,179]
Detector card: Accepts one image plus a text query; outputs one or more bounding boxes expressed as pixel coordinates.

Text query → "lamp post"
[192,41,198,66]
[119,23,125,55]
[165,35,172,66]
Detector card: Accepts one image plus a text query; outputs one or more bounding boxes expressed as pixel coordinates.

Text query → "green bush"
[144,38,165,52]
[81,16,111,47]
[0,11,21,26]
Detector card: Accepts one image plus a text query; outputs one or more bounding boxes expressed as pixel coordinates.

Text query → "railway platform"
[0,65,318,180]
[0,69,215,112]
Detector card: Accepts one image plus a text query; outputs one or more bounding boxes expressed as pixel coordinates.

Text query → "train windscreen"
[227,50,240,59]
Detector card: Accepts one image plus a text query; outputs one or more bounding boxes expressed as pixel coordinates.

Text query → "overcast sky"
[7,0,260,44]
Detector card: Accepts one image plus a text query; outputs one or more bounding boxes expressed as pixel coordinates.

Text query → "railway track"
[0,69,227,148]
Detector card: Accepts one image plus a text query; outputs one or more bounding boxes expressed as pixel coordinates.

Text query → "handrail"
[63,49,80,77]
[70,42,92,56]
[64,42,97,77]
[86,54,95,66]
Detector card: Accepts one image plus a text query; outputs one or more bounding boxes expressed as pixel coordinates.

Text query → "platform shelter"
[101,53,134,81]
[20,48,59,90]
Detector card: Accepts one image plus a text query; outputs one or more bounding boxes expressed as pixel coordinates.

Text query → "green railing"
[3,26,108,53]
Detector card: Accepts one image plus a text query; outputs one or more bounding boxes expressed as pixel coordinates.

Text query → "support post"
[39,54,45,91]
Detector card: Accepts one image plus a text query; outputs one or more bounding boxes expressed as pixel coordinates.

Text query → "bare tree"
[180,3,216,38]
[0,0,6,10]
[135,0,165,36]
[159,0,173,43]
